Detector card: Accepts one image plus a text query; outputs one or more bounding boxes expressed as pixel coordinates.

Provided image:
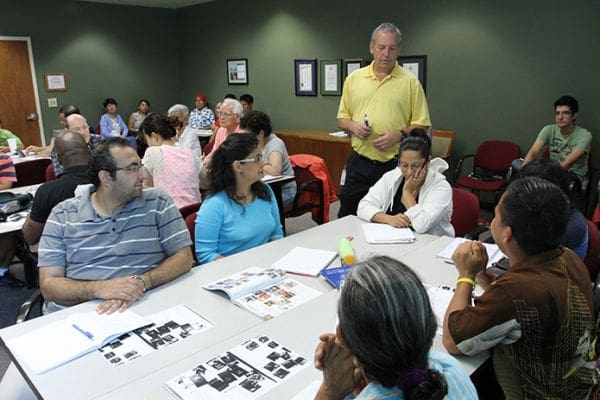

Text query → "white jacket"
[357,158,454,237]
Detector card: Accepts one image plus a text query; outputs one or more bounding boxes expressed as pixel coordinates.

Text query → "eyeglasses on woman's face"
[238,154,263,164]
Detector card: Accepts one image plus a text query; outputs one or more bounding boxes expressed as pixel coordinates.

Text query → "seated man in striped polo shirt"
[38,137,194,315]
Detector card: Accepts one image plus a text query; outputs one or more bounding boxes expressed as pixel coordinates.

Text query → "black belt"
[353,151,397,166]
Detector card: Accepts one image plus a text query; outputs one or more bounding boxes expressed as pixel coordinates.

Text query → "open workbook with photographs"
[203,267,322,320]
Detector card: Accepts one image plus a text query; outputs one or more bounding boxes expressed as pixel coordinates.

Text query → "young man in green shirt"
[523,95,592,187]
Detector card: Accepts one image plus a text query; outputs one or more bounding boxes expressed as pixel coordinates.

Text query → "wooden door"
[0,38,43,146]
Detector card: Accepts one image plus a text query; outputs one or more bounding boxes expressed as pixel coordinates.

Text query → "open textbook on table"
[203,267,322,320]
[6,309,151,374]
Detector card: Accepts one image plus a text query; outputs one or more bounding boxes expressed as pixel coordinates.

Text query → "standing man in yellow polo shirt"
[337,22,431,217]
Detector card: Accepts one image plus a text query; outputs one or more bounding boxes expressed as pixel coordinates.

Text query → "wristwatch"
[132,274,147,292]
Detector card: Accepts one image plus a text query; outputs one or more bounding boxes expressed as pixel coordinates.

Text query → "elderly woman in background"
[357,128,453,236]
[100,98,136,150]
[241,111,297,207]
[140,113,202,209]
[195,133,282,264]
[314,255,477,400]
[211,98,242,152]
[188,94,215,130]
[167,104,202,158]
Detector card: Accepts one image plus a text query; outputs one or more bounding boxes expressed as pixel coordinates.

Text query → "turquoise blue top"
[350,352,477,400]
[195,185,283,264]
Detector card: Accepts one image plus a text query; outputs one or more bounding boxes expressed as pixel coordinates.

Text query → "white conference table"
[0,216,486,399]
[0,184,40,235]
[10,155,51,165]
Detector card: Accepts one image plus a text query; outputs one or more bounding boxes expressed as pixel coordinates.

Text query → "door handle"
[26,113,38,121]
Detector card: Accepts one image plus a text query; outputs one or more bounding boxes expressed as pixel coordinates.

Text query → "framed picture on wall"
[226,59,248,85]
[320,59,342,96]
[44,73,67,92]
[343,59,364,78]
[398,55,427,92]
[294,59,317,96]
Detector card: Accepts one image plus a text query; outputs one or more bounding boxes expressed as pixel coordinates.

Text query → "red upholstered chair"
[45,163,56,181]
[14,158,52,187]
[185,211,198,265]
[203,140,214,156]
[584,219,600,283]
[454,140,521,205]
[179,201,202,220]
[450,188,487,239]
[284,159,326,225]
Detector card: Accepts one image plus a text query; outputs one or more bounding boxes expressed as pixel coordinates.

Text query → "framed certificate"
[398,55,427,92]
[320,59,342,96]
[44,73,67,92]
[343,59,364,78]
[227,59,248,85]
[294,59,317,96]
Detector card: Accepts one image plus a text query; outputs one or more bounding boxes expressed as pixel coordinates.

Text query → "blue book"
[320,265,354,289]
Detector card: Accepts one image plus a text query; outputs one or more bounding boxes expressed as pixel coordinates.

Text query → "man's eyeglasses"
[219,112,236,118]
[109,163,144,173]
[238,154,263,164]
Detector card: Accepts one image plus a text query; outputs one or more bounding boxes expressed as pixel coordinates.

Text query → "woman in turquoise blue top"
[314,256,477,400]
[195,133,283,264]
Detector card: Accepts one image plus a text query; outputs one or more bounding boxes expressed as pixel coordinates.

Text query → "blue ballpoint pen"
[72,324,94,340]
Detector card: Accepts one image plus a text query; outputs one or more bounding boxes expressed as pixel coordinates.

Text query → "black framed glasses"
[108,163,144,173]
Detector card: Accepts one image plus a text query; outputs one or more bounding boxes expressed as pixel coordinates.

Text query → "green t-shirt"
[0,128,23,147]
[536,124,592,178]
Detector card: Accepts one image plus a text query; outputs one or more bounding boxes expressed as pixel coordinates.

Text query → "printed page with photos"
[164,334,310,400]
[204,268,322,320]
[234,278,322,320]
[99,304,214,367]
[203,267,287,300]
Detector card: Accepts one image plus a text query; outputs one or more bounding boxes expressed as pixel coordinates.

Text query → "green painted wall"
[0,0,180,143]
[178,0,600,166]
[2,0,597,165]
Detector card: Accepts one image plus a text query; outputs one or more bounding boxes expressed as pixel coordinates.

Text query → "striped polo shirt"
[39,184,192,312]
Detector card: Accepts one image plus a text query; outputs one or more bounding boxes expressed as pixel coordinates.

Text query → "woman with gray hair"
[167,103,202,158]
[314,255,477,399]
[211,98,243,152]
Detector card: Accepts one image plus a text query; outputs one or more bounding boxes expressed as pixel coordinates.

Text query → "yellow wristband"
[456,277,476,289]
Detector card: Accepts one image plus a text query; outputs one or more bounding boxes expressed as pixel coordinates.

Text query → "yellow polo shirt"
[337,62,431,162]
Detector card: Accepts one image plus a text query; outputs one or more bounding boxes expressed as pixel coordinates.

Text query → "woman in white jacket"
[357,129,454,236]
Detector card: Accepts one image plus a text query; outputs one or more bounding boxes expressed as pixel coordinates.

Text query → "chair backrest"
[286,154,326,224]
[431,129,456,160]
[584,219,600,283]
[45,163,56,181]
[14,158,52,187]
[184,211,198,264]
[203,140,214,156]
[474,140,521,173]
[450,188,480,237]
[179,201,202,220]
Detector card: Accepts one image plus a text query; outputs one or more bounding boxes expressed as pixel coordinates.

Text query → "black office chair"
[14,237,43,323]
